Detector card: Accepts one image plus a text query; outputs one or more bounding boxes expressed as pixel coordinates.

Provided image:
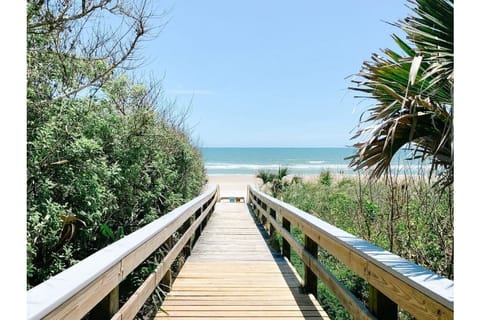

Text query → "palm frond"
[349,0,453,186]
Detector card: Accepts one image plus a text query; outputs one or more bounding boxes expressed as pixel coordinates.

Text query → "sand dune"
[204,174,324,201]
[205,174,262,199]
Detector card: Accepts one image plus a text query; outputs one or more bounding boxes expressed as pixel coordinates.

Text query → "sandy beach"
[204,174,325,200]
[206,174,262,199]
[204,173,401,200]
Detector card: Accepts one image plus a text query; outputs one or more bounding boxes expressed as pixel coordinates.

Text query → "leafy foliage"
[27,0,206,290]
[349,0,453,187]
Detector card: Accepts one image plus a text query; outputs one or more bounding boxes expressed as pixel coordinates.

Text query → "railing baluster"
[281,215,291,259]
[304,235,318,298]
[160,236,174,293]
[269,208,276,236]
[368,285,398,319]
[194,208,202,244]
[260,201,267,226]
[90,286,119,320]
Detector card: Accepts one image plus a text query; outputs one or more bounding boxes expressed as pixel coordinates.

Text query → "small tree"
[27,0,161,108]
[256,167,290,197]
[348,0,453,187]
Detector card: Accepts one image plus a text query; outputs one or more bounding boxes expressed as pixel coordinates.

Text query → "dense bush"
[27,81,206,288]
[27,1,206,289]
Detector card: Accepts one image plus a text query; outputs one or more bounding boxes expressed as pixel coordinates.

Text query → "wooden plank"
[156,317,328,320]
[162,299,318,306]
[157,310,328,316]
[158,202,330,319]
[255,202,374,320]
[161,305,325,311]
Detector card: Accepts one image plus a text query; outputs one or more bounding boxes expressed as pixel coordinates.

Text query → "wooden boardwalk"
[156,202,329,319]
[27,185,453,320]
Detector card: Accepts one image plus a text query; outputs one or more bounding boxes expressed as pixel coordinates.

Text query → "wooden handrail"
[248,185,453,320]
[27,185,219,320]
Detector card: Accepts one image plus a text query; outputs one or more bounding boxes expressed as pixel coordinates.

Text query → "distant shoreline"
[201,147,425,176]
[201,146,354,149]
[206,172,426,187]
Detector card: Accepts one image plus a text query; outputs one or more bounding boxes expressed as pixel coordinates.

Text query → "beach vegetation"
[27,4,206,313]
[256,166,291,197]
[348,0,453,187]
[319,170,332,186]
[266,169,453,319]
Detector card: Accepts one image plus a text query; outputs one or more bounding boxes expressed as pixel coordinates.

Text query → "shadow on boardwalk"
[247,203,330,319]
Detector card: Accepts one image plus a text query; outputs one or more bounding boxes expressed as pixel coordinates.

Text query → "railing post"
[282,216,291,259]
[160,267,172,293]
[203,199,213,230]
[201,211,208,231]
[179,218,192,259]
[256,200,262,222]
[269,208,276,236]
[90,286,119,320]
[194,208,202,244]
[188,215,195,255]
[268,208,280,252]
[304,235,318,298]
[368,285,398,319]
[261,201,268,227]
[160,236,174,293]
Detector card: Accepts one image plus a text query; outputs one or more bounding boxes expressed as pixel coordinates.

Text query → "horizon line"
[200,146,354,148]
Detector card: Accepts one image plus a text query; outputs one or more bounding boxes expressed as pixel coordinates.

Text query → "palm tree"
[348,0,453,186]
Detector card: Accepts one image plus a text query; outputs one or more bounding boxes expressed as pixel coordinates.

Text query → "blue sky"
[138,0,411,147]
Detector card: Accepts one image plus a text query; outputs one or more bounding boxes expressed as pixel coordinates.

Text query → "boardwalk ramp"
[157,202,330,319]
[27,184,453,320]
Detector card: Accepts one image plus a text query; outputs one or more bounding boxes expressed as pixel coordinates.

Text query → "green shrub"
[27,88,206,288]
[274,173,453,319]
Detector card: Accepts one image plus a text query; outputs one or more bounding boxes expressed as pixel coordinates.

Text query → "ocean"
[201,147,426,176]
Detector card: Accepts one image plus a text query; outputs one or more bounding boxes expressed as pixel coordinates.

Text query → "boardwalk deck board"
[156,202,330,319]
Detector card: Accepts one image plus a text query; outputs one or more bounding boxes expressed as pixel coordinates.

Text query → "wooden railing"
[248,185,453,320]
[27,185,219,320]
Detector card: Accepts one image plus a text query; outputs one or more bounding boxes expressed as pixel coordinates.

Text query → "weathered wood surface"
[156,202,330,319]
[252,194,376,320]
